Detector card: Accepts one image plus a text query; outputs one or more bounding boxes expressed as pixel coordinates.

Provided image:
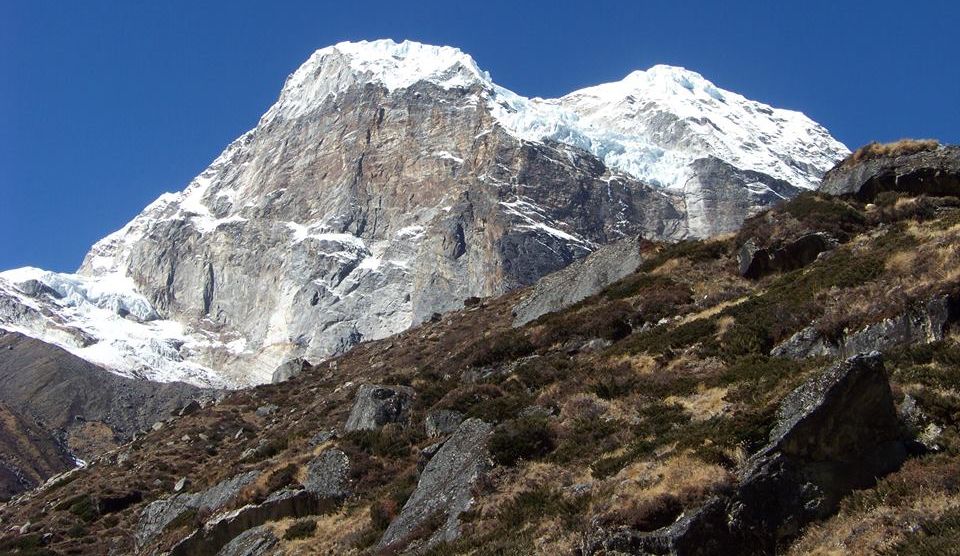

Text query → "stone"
[738,232,837,279]
[512,236,646,326]
[215,525,278,556]
[255,404,278,418]
[308,429,336,446]
[302,448,351,499]
[177,400,202,417]
[151,422,164,431]
[344,384,415,432]
[821,144,960,200]
[174,477,188,492]
[135,470,260,548]
[270,357,311,384]
[773,295,954,359]
[379,418,493,551]
[424,409,464,438]
[585,353,908,555]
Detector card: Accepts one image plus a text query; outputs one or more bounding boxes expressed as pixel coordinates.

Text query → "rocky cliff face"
[0,40,847,386]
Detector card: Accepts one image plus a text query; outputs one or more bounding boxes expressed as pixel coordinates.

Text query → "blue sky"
[2,0,958,272]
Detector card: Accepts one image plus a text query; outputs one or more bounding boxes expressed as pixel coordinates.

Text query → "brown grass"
[842,139,940,168]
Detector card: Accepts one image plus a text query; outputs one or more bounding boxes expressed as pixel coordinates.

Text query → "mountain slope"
[0,40,847,387]
[1,144,957,555]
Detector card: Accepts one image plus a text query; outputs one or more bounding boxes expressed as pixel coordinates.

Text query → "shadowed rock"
[821,144,960,200]
[425,409,464,438]
[772,295,955,359]
[738,232,837,279]
[586,352,908,555]
[270,358,311,384]
[379,418,493,551]
[344,384,415,432]
[215,525,278,556]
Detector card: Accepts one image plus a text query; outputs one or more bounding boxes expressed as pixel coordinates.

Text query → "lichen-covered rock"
[216,525,278,556]
[424,409,464,437]
[303,448,350,499]
[512,236,645,326]
[379,418,493,551]
[344,384,415,432]
[772,295,954,359]
[586,352,908,555]
[821,144,960,200]
[136,470,260,548]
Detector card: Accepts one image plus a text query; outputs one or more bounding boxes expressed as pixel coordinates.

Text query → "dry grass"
[665,386,730,422]
[842,139,940,168]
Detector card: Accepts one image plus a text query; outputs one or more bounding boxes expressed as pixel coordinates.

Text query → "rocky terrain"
[1,142,958,555]
[0,331,214,500]
[0,39,848,388]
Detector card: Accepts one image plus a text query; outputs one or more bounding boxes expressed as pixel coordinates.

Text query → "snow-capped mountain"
[0,39,848,387]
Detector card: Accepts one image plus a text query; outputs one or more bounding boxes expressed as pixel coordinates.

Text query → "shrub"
[466,329,535,367]
[842,139,939,167]
[489,415,555,466]
[283,518,317,540]
[265,463,299,493]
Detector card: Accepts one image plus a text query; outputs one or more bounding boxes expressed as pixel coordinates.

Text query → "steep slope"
[0,40,847,387]
[0,330,214,498]
[1,143,956,555]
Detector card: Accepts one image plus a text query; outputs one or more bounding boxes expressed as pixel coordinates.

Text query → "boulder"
[344,384,415,432]
[738,233,837,279]
[254,404,278,418]
[270,358,311,384]
[216,525,278,556]
[512,236,646,326]
[303,448,351,499]
[379,418,493,551]
[424,409,464,438]
[136,470,260,548]
[586,353,908,555]
[821,144,960,200]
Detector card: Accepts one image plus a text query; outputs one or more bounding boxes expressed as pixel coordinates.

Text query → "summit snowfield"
[0,40,849,387]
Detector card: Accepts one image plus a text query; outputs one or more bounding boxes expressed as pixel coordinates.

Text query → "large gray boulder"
[586,352,908,555]
[303,448,350,499]
[772,295,954,359]
[820,144,960,200]
[425,409,464,438]
[379,418,493,551]
[136,470,261,548]
[344,384,415,432]
[513,236,645,326]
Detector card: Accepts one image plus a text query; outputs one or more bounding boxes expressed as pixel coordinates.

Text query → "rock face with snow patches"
[0,40,848,386]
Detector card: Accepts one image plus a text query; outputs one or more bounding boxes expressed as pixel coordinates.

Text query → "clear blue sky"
[2,1,958,272]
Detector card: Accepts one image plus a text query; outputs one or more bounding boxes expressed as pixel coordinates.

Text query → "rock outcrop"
[270,358,310,384]
[587,353,908,555]
[821,144,960,200]
[737,232,837,279]
[425,409,465,438]
[512,236,647,326]
[215,525,278,556]
[136,470,261,548]
[344,384,415,432]
[379,418,493,551]
[772,295,955,359]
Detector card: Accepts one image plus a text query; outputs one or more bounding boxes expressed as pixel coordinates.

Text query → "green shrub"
[489,416,555,466]
[466,329,535,367]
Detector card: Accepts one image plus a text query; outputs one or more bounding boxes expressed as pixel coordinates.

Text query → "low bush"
[283,518,317,540]
[489,415,555,466]
[842,139,939,167]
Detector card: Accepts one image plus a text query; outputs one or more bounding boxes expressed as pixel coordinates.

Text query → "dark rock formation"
[344,384,415,432]
[379,418,493,551]
[586,353,908,555]
[737,232,837,279]
[821,145,960,200]
[136,470,261,548]
[772,295,954,359]
[425,409,464,438]
[512,236,646,326]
